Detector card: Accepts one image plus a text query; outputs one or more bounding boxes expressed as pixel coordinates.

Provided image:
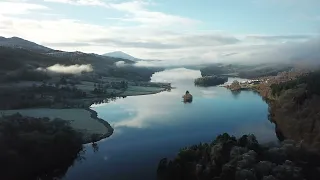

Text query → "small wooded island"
[194,76,228,87]
[182,91,193,103]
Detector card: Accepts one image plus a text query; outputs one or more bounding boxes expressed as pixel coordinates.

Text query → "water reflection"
[92,142,99,153]
[64,68,278,180]
[183,99,193,104]
[92,96,126,106]
[151,68,201,83]
[231,90,241,99]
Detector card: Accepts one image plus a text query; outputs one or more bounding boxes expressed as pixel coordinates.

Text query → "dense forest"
[0,113,84,180]
[157,133,320,180]
[200,64,293,79]
[267,70,320,151]
[0,47,162,83]
[194,76,228,87]
[270,71,320,97]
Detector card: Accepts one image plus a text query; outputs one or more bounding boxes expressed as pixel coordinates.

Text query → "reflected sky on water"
[64,68,277,180]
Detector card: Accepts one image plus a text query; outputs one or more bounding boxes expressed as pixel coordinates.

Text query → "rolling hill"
[0,36,53,53]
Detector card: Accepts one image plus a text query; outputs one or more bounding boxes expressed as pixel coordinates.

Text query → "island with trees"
[194,76,228,87]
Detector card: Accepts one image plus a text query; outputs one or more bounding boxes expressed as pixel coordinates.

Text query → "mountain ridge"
[0,36,54,53]
[103,51,137,61]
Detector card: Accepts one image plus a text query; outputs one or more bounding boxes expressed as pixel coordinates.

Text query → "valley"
[0,36,320,180]
[0,37,171,143]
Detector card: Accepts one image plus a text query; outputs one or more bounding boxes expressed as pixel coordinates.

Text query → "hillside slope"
[269,71,320,150]
[0,36,53,53]
[103,51,137,61]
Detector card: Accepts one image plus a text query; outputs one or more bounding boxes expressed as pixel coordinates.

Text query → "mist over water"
[64,68,277,180]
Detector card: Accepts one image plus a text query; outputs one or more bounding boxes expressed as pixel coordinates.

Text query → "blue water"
[63,68,277,180]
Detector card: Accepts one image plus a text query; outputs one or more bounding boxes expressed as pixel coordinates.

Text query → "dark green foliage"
[238,67,291,79]
[60,76,68,84]
[200,65,230,76]
[271,71,320,97]
[106,66,163,81]
[0,47,73,70]
[194,76,228,87]
[0,113,83,180]
[0,69,51,82]
[200,64,292,79]
[0,83,87,109]
[270,80,301,96]
[300,71,320,96]
[90,133,101,143]
[157,133,320,180]
[178,149,198,163]
[0,47,160,83]
[211,133,237,147]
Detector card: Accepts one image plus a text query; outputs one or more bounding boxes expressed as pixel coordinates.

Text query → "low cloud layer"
[0,0,319,67]
[115,61,130,67]
[133,36,320,67]
[38,64,93,74]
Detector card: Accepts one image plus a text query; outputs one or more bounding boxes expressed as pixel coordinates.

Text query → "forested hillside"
[268,71,320,150]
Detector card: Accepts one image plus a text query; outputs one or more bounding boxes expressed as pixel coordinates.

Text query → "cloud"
[109,1,199,27]
[43,0,107,6]
[76,34,239,50]
[198,37,320,65]
[0,1,48,15]
[0,0,319,67]
[151,68,201,82]
[38,64,93,74]
[44,0,199,27]
[43,42,91,47]
[115,61,130,67]
[132,36,320,67]
[91,38,179,49]
[246,35,312,42]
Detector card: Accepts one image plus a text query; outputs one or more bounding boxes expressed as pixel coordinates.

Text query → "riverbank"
[0,108,112,143]
[0,83,171,143]
[119,86,169,96]
[223,70,320,152]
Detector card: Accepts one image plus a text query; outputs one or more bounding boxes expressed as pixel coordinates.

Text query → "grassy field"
[120,86,165,96]
[0,108,110,140]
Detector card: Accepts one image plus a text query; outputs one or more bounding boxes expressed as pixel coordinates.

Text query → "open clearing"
[0,108,109,136]
[120,86,165,96]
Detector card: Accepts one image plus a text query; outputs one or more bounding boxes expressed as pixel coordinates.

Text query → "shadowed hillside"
[0,113,84,180]
[268,71,320,150]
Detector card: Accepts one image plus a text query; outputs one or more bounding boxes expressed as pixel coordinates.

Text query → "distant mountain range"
[0,36,159,63]
[103,51,162,62]
[0,36,165,82]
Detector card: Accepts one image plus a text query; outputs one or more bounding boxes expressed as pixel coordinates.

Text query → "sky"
[0,0,319,65]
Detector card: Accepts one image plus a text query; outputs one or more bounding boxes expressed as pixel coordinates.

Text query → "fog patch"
[37,64,93,74]
[132,36,320,67]
[134,61,159,67]
[151,68,201,83]
[115,61,130,67]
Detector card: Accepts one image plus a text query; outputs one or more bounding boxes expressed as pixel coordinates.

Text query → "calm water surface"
[64,68,277,180]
